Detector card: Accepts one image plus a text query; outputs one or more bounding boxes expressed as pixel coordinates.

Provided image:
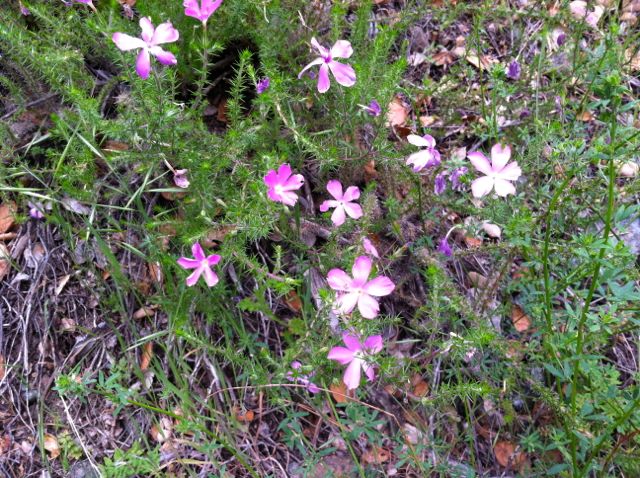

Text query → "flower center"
[323,55,332,63]
[274,184,284,195]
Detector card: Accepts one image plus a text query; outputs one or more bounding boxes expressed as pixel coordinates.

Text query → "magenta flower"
[298,37,356,93]
[286,361,320,394]
[406,134,441,172]
[437,237,453,257]
[19,1,30,15]
[177,243,221,287]
[112,17,179,80]
[319,180,363,227]
[28,202,45,219]
[468,144,522,198]
[328,333,383,390]
[256,77,270,94]
[327,256,395,319]
[362,237,380,259]
[173,169,190,189]
[360,100,381,117]
[263,164,305,206]
[183,0,222,24]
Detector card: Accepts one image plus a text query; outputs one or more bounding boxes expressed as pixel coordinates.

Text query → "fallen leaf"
[362,446,391,464]
[482,223,502,239]
[578,110,594,122]
[148,262,163,286]
[0,202,17,234]
[410,374,429,397]
[140,342,153,371]
[235,409,255,423]
[203,225,237,247]
[419,115,437,127]
[402,424,423,445]
[217,98,228,123]
[467,271,489,289]
[330,382,355,403]
[0,355,4,380]
[466,53,498,70]
[363,160,378,182]
[60,318,76,332]
[150,417,173,443]
[133,305,158,319]
[0,244,10,281]
[43,434,60,459]
[102,140,129,152]
[464,236,483,248]
[61,197,91,215]
[494,440,526,470]
[386,96,409,128]
[511,304,532,333]
[0,434,11,455]
[283,290,302,313]
[432,50,456,66]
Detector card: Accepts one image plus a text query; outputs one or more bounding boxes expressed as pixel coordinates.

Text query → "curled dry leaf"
[511,304,532,333]
[386,96,409,128]
[283,290,303,313]
[140,341,153,371]
[0,202,17,234]
[43,434,60,459]
[362,446,391,464]
[482,222,502,239]
[467,271,489,289]
[494,440,527,470]
[150,417,173,443]
[0,243,10,281]
[0,354,5,380]
[329,382,355,403]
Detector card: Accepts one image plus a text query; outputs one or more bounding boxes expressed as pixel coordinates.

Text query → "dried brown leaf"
[494,440,526,470]
[386,96,409,127]
[511,305,532,333]
[43,434,60,459]
[140,342,153,371]
[329,382,355,403]
[362,446,391,464]
[0,244,10,282]
[0,202,17,234]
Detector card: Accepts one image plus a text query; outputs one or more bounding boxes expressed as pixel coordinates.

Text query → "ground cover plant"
[1,0,640,476]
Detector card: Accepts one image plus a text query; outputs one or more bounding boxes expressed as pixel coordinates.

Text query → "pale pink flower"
[298,37,356,93]
[72,0,96,11]
[362,237,380,259]
[406,134,441,172]
[28,202,45,219]
[263,164,305,206]
[112,17,179,80]
[328,332,383,390]
[183,0,222,24]
[468,144,522,198]
[319,180,363,226]
[177,243,221,287]
[327,256,395,319]
[286,361,320,394]
[173,169,190,188]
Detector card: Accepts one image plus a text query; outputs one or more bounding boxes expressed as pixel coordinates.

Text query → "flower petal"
[496,161,522,181]
[343,359,362,390]
[319,200,338,212]
[342,333,362,351]
[317,63,331,93]
[363,335,383,353]
[343,202,362,220]
[328,61,356,87]
[326,180,343,200]
[192,243,205,261]
[335,292,359,315]
[297,57,324,79]
[135,48,151,79]
[422,134,436,149]
[277,163,292,181]
[330,40,353,59]
[202,266,219,287]
[139,17,155,43]
[263,169,278,187]
[471,176,495,198]
[207,254,221,266]
[468,151,493,175]
[357,293,380,319]
[279,191,299,206]
[310,37,329,57]
[330,205,346,226]
[351,256,372,284]
[491,144,511,171]
[177,257,200,269]
[362,237,379,258]
[406,151,429,172]
[363,362,376,382]
[183,0,201,19]
[151,21,179,45]
[407,134,431,147]
[363,276,395,296]
[327,269,351,291]
[185,267,203,287]
[149,46,177,65]
[328,346,354,365]
[493,178,516,197]
[112,32,145,51]
[282,173,304,191]
[342,186,360,202]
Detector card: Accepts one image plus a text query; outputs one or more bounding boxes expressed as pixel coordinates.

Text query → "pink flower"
[362,237,380,259]
[28,202,45,219]
[173,169,190,188]
[286,361,320,393]
[19,1,30,15]
[298,37,356,93]
[327,256,395,319]
[406,134,441,172]
[73,0,96,11]
[319,180,363,226]
[328,333,383,390]
[183,0,222,24]
[263,164,305,206]
[177,243,221,287]
[468,144,522,198]
[112,17,179,80]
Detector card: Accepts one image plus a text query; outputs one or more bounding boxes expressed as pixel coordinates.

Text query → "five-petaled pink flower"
[286,361,320,394]
[319,180,363,226]
[406,134,441,172]
[298,37,356,93]
[327,256,395,319]
[183,0,222,24]
[112,17,179,80]
[177,243,221,287]
[263,164,305,206]
[468,144,522,198]
[328,332,383,390]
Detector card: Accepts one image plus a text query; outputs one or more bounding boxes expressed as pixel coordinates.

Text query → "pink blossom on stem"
[28,202,45,219]
[406,134,441,172]
[173,169,190,189]
[177,243,221,287]
[362,237,380,259]
[286,361,320,393]
[468,144,522,198]
[298,37,356,93]
[319,180,363,227]
[112,17,179,80]
[327,256,394,319]
[263,164,305,206]
[183,0,222,24]
[328,332,383,390]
